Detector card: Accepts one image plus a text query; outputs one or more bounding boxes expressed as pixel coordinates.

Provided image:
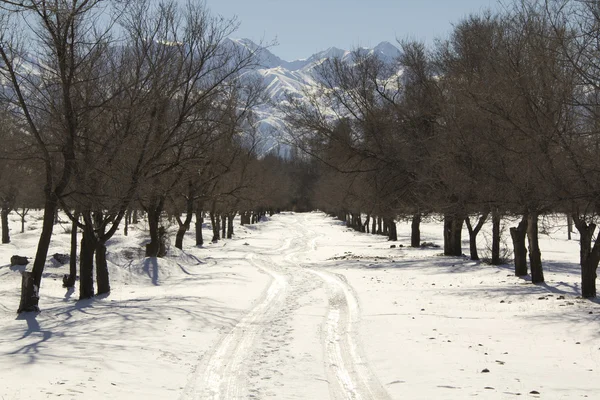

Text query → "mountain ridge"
[229,38,401,155]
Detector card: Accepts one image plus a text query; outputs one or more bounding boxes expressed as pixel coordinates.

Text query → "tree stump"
[17,271,39,313]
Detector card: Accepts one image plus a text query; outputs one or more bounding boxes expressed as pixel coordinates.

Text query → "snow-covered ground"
[0,211,598,399]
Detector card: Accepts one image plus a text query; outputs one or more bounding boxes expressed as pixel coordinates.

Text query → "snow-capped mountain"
[228,38,401,155]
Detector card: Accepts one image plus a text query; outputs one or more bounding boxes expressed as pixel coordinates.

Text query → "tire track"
[293,215,391,400]
[179,253,287,400]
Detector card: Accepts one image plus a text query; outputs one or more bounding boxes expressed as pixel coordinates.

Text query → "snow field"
[0,211,598,399]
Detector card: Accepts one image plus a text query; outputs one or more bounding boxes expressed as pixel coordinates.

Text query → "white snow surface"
[0,211,599,399]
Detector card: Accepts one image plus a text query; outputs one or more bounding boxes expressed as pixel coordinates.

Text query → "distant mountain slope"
[228,38,401,155]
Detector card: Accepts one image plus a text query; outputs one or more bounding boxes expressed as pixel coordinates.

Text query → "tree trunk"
[132,209,138,224]
[227,213,235,239]
[18,197,57,313]
[96,242,110,295]
[527,211,544,284]
[195,205,204,246]
[79,229,96,300]
[411,213,421,248]
[491,209,501,265]
[364,215,370,233]
[20,208,27,233]
[145,199,165,257]
[510,214,528,276]
[63,213,78,288]
[175,223,186,250]
[17,272,39,314]
[221,214,226,238]
[388,218,397,241]
[124,210,129,236]
[210,212,220,242]
[371,216,376,235]
[175,207,194,250]
[1,209,10,244]
[465,213,488,261]
[567,214,573,241]
[573,216,600,298]
[444,214,464,256]
[377,217,383,235]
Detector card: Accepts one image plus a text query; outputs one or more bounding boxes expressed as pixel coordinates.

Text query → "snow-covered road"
[182,214,389,400]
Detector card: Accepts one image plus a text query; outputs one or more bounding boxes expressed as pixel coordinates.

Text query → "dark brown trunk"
[145,199,166,257]
[175,224,186,249]
[567,214,573,241]
[79,229,96,300]
[124,210,129,236]
[210,212,220,242]
[377,217,383,234]
[63,213,78,288]
[573,216,600,298]
[527,211,544,284]
[221,214,226,238]
[195,204,204,246]
[132,209,138,224]
[20,209,26,233]
[18,197,57,313]
[95,242,110,295]
[1,209,10,244]
[510,214,528,276]
[411,213,421,248]
[465,213,488,261]
[388,218,397,241]
[443,214,463,256]
[17,272,38,314]
[227,213,235,239]
[491,209,501,265]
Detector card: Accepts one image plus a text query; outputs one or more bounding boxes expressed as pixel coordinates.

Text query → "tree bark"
[388,218,397,241]
[377,216,383,234]
[465,213,488,261]
[63,213,78,288]
[19,208,27,233]
[411,213,421,248]
[573,216,600,298]
[145,198,166,257]
[79,229,96,300]
[371,215,376,235]
[96,241,110,295]
[1,209,10,244]
[567,214,573,241]
[195,204,204,246]
[364,215,370,233]
[510,214,528,276]
[444,214,464,256]
[17,271,39,314]
[124,210,129,236]
[491,209,501,265]
[210,211,220,242]
[175,206,194,250]
[227,213,235,239]
[527,211,544,284]
[19,197,58,312]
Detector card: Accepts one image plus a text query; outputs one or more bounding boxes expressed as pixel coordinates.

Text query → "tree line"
[283,0,600,298]
[0,0,303,312]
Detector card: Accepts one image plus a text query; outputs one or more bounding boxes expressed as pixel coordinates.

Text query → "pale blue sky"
[203,0,499,61]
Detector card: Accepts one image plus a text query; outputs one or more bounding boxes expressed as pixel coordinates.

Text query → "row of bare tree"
[284,0,600,297]
[0,0,299,312]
